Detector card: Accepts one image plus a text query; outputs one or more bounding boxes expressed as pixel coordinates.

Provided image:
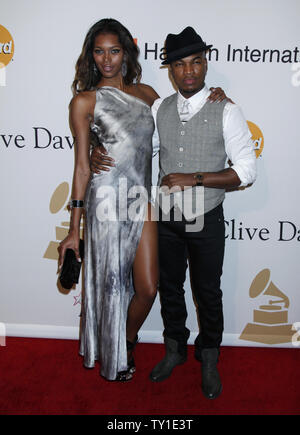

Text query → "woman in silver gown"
[58,19,159,381]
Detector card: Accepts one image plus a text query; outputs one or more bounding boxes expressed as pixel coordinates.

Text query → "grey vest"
[157,93,227,214]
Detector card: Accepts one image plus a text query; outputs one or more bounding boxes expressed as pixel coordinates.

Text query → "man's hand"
[90,145,115,174]
[161,173,196,192]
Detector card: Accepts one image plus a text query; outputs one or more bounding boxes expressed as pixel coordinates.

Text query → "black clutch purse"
[59,239,84,289]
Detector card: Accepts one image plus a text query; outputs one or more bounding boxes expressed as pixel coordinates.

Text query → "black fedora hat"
[161,26,212,65]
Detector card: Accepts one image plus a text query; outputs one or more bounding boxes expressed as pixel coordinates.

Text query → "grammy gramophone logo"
[240,268,295,345]
[44,182,69,260]
[43,182,83,302]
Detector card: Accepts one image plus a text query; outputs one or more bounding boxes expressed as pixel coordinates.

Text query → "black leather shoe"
[201,348,222,399]
[149,337,187,382]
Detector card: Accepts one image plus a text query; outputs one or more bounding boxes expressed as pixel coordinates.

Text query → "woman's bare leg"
[126,203,159,344]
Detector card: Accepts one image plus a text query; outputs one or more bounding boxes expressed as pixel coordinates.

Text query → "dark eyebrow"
[93,45,122,49]
[174,54,203,64]
[191,55,203,61]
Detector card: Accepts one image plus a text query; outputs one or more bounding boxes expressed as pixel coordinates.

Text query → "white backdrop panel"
[1,0,299,348]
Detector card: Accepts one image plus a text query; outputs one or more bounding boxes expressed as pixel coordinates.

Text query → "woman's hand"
[57,231,81,272]
[208,87,234,104]
[90,145,115,174]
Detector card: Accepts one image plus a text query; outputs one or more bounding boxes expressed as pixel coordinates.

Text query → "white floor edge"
[2,323,295,348]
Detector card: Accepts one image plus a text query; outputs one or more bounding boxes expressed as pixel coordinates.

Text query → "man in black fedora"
[148,26,256,399]
[89,26,256,399]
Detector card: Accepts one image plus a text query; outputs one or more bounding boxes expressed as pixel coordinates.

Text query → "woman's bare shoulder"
[133,83,159,106]
[70,90,96,117]
[138,83,159,98]
[71,90,95,106]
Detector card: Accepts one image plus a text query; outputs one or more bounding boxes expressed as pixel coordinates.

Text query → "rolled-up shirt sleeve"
[151,98,162,157]
[223,103,257,187]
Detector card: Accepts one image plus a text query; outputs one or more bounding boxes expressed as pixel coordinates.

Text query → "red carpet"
[0,337,299,415]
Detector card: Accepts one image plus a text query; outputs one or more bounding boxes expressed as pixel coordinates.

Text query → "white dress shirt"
[151,85,257,187]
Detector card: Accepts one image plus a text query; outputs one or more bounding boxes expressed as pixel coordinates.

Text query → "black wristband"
[69,200,84,208]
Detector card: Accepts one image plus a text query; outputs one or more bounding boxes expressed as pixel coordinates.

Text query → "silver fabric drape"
[79,87,154,380]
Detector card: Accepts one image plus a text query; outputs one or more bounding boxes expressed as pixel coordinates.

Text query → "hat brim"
[161,42,213,65]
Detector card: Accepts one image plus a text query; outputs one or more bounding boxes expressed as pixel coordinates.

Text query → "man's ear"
[204,55,208,73]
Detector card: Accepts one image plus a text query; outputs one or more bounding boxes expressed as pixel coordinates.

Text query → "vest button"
[178,162,183,168]
[179,147,184,152]
[180,131,185,136]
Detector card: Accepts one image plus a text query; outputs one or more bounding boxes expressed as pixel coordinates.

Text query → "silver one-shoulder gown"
[79,86,154,380]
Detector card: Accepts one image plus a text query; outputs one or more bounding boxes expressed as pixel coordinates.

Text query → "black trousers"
[158,203,225,354]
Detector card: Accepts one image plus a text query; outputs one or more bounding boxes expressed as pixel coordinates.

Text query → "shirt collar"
[177,84,210,111]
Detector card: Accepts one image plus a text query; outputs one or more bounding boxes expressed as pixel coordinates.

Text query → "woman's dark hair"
[72,18,142,94]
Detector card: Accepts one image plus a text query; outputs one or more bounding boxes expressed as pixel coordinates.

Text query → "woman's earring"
[94,64,98,74]
[121,61,127,77]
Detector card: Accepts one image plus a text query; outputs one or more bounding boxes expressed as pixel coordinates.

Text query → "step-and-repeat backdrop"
[1,0,299,348]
